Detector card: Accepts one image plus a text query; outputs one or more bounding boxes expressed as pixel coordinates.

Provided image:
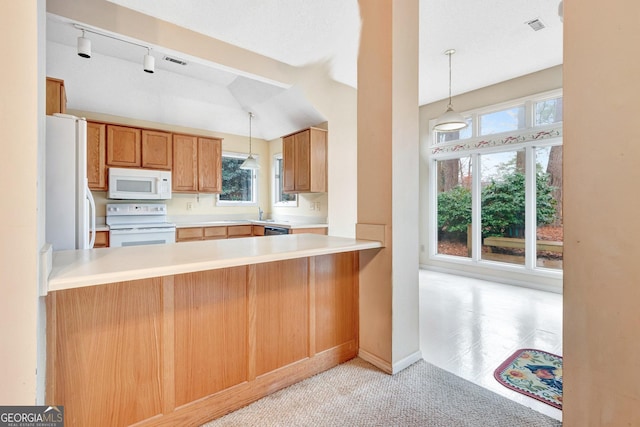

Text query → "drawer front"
[252,225,265,236]
[204,226,227,239]
[290,227,327,235]
[176,227,204,241]
[92,230,109,248]
[227,225,253,238]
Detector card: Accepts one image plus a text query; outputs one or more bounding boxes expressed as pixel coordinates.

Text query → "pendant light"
[434,49,468,132]
[240,112,260,170]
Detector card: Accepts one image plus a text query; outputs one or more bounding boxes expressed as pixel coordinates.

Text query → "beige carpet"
[202,358,561,427]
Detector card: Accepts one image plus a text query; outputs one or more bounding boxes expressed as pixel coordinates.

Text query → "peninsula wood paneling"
[255,258,309,376]
[173,267,248,406]
[314,253,359,352]
[46,253,361,426]
[47,278,163,427]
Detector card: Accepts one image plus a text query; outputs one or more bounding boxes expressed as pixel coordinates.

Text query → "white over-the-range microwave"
[108,167,172,200]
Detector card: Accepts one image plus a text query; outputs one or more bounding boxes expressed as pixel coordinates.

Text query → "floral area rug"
[494,348,563,409]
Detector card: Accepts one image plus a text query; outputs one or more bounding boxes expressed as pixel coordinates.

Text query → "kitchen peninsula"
[46,234,381,426]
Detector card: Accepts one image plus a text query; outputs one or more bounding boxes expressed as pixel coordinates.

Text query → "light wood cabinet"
[227,225,252,238]
[107,125,141,167]
[142,130,172,170]
[204,226,227,240]
[282,127,327,193]
[290,227,328,235]
[46,253,358,426]
[173,134,222,193]
[90,230,109,248]
[176,226,228,242]
[252,225,265,236]
[198,137,222,193]
[86,122,107,191]
[46,77,66,115]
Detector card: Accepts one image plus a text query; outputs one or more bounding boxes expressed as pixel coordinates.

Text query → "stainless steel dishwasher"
[264,226,289,235]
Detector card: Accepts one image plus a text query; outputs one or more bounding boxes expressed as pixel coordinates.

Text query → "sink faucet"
[258,207,264,221]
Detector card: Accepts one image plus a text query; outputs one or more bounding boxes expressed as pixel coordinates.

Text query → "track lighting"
[77,30,91,58]
[143,48,155,73]
[73,24,158,74]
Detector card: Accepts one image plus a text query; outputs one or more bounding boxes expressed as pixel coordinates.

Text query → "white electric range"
[106,203,176,247]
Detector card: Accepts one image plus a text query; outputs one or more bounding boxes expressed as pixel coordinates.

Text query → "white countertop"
[48,234,381,292]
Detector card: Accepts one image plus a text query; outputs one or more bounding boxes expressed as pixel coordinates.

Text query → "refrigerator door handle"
[86,184,96,249]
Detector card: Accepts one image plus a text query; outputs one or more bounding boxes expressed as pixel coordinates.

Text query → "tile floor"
[419,269,563,421]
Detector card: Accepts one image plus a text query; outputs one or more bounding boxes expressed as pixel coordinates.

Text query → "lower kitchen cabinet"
[227,225,252,238]
[91,230,109,248]
[290,227,328,235]
[46,253,359,426]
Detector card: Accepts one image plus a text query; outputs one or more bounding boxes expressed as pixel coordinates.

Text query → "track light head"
[77,30,91,58]
[143,49,155,73]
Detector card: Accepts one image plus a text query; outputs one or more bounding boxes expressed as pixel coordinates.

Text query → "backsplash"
[92,191,327,223]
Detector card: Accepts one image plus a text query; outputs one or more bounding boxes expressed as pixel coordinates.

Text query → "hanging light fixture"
[240,112,260,170]
[77,29,91,58]
[143,48,155,73]
[433,49,468,132]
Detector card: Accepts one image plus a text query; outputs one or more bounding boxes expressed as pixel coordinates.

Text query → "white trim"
[392,350,423,374]
[216,151,259,207]
[358,348,423,374]
[272,153,297,207]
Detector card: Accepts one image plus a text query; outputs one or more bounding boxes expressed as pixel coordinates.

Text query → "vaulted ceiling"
[46,0,562,140]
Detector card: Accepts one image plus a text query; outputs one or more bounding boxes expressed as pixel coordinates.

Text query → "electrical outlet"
[187,202,193,211]
[309,203,315,211]
[315,202,321,211]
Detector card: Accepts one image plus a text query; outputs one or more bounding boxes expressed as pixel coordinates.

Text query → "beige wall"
[357,0,421,373]
[563,0,640,424]
[419,66,563,290]
[0,0,39,403]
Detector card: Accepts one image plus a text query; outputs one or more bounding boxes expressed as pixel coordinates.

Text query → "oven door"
[109,227,176,247]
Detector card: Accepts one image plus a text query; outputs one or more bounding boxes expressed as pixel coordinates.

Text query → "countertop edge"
[48,235,381,292]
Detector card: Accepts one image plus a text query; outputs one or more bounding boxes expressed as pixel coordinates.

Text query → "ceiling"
[46,0,563,139]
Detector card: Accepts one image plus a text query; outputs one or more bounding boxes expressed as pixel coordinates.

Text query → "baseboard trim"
[392,350,423,374]
[358,349,423,375]
[358,349,392,374]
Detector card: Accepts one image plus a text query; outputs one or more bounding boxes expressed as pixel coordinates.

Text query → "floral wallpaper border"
[431,125,563,155]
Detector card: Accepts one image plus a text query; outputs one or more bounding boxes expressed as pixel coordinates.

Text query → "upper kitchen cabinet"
[283,127,327,193]
[173,134,222,193]
[142,130,172,170]
[107,125,141,167]
[86,121,107,191]
[46,77,66,115]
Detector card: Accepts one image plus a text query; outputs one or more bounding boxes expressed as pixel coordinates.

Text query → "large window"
[217,153,257,206]
[430,91,563,273]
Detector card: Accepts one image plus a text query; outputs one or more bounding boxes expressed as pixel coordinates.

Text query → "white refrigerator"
[46,114,96,250]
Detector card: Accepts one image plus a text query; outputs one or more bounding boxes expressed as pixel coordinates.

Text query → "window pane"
[220,156,254,202]
[480,150,526,265]
[479,106,525,136]
[536,146,563,270]
[276,158,296,204]
[435,117,473,144]
[535,98,563,126]
[436,157,472,258]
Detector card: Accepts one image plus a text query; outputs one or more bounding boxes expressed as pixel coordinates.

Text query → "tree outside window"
[218,154,257,205]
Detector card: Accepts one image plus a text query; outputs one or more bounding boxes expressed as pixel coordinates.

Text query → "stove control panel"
[106,203,167,216]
